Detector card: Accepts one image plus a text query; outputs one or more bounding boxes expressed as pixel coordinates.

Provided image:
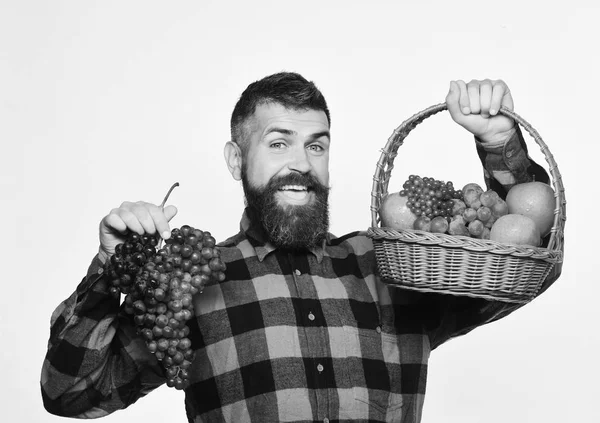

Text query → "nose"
[287,146,311,174]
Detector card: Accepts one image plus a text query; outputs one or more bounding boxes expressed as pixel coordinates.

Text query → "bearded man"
[42,72,561,422]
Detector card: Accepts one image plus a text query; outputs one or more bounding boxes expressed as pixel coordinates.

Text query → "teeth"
[280,185,307,191]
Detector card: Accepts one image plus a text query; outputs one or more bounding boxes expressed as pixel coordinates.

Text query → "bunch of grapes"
[104,224,226,391]
[399,175,463,220]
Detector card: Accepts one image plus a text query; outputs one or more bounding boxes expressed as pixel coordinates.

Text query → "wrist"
[98,247,110,264]
[478,127,517,147]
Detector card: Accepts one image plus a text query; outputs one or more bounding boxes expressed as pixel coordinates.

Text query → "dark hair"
[230,72,331,153]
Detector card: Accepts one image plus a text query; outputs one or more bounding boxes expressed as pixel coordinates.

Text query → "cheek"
[244,157,280,188]
[311,156,330,186]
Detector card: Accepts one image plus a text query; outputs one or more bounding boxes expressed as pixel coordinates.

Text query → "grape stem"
[161,182,180,209]
[158,182,180,249]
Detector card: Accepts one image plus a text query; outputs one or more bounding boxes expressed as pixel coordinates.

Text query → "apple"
[379,192,418,230]
[490,214,541,246]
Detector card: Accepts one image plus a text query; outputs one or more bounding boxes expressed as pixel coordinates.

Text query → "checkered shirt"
[41,129,562,422]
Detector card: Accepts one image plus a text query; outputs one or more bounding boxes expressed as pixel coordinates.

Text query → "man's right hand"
[98,202,178,263]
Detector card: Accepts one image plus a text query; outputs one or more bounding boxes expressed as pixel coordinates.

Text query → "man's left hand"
[446,79,516,144]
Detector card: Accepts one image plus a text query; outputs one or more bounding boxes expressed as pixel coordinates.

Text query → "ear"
[224,141,243,181]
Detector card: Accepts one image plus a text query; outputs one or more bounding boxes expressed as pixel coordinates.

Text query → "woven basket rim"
[367,226,563,263]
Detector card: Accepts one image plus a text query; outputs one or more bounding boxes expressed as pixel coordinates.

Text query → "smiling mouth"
[280,184,309,192]
[277,185,313,204]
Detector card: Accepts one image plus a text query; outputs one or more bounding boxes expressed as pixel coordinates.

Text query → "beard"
[242,170,330,250]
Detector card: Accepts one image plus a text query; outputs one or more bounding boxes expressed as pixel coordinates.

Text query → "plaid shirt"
[41,128,561,422]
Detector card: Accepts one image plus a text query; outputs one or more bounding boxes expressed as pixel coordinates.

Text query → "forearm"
[418,292,521,350]
[475,125,550,198]
[41,255,165,417]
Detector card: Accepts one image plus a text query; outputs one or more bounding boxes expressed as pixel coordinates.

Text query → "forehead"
[246,102,330,138]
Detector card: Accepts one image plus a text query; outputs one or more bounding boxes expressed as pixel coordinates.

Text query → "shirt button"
[376,326,382,334]
[97,267,104,275]
[317,363,324,372]
[308,312,315,321]
[323,418,329,423]
[294,269,301,276]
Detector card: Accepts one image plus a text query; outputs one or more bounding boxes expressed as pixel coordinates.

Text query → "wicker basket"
[368,103,565,303]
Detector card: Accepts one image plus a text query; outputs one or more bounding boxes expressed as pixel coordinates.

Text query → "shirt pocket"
[342,322,404,419]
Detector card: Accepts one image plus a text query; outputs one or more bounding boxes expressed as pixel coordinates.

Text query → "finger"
[467,80,481,114]
[117,209,146,235]
[445,80,462,117]
[130,203,157,235]
[148,204,178,239]
[163,204,178,222]
[456,80,470,114]
[479,79,493,117]
[102,210,128,234]
[490,80,514,115]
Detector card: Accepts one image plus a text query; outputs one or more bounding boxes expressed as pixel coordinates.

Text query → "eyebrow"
[264,127,331,141]
[265,127,296,137]
[309,130,331,141]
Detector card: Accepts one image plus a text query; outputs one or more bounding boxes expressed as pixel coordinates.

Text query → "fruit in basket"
[399,175,462,219]
[484,215,497,229]
[413,216,432,231]
[468,219,485,238]
[480,189,500,208]
[380,192,418,230]
[476,206,492,223]
[430,216,449,233]
[451,199,467,216]
[385,176,554,246]
[448,216,470,236]
[489,214,541,246]
[505,182,555,237]
[462,183,484,208]
[387,175,554,246]
[481,227,491,240]
[491,198,509,218]
[462,208,478,223]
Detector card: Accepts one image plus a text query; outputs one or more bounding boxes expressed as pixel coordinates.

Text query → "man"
[41,72,561,422]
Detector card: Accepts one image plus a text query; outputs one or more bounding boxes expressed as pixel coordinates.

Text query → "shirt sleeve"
[421,125,563,349]
[40,255,166,418]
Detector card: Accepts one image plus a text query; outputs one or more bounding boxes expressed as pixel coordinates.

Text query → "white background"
[1,1,596,422]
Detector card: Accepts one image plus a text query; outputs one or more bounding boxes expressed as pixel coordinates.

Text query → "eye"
[307,143,325,153]
[270,142,286,149]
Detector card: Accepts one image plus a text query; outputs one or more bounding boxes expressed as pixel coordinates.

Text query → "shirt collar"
[240,208,326,263]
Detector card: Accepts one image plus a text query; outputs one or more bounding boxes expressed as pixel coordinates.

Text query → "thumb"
[445,80,463,118]
[163,205,178,222]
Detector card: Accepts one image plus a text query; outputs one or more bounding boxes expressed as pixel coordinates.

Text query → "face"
[243,102,331,201]
[225,102,332,249]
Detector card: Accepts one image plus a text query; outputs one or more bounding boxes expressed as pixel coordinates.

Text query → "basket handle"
[370,103,566,252]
